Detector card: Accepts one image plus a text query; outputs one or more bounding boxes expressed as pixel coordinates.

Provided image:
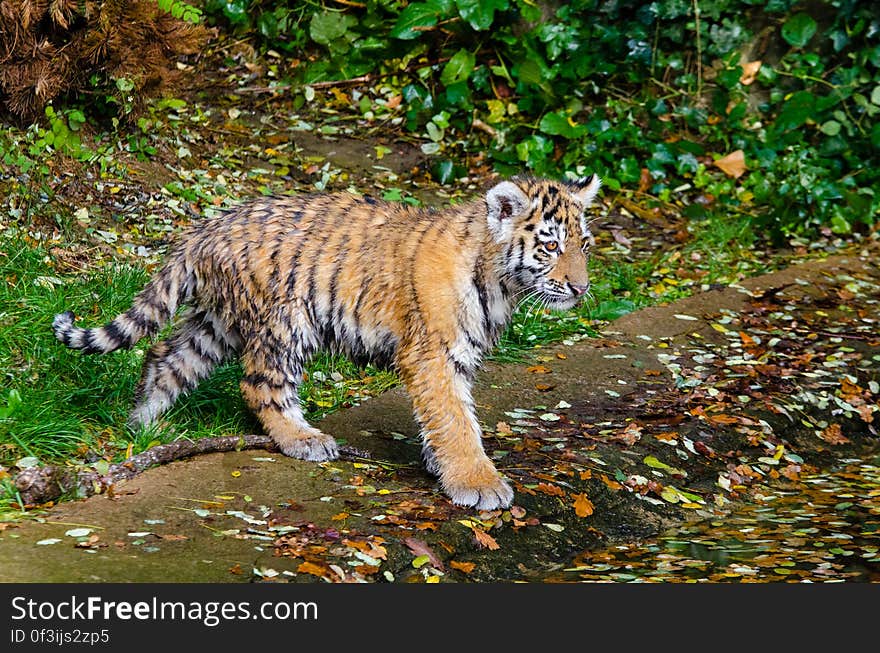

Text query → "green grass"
[0,234,400,478]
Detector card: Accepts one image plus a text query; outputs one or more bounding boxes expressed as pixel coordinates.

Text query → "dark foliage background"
[203,0,878,239]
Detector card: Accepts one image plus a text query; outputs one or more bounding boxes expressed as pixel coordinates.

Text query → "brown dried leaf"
[818,423,849,445]
[714,150,747,178]
[739,60,761,85]
[600,474,623,491]
[509,505,526,518]
[404,537,444,570]
[472,529,500,550]
[572,493,594,518]
[526,364,551,374]
[534,482,566,497]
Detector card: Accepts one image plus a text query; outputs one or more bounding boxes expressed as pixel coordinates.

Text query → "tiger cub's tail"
[53,257,193,355]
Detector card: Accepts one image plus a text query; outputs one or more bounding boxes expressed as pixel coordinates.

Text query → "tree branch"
[12,435,369,508]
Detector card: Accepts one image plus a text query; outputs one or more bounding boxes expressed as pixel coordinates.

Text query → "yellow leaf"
[572,493,594,518]
[426,575,440,583]
[297,561,330,578]
[450,560,476,574]
[230,470,241,478]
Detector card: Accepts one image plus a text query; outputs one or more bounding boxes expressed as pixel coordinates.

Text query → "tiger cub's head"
[485,174,602,310]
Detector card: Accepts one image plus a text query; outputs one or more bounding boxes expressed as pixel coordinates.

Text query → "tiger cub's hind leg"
[239,334,338,462]
[128,309,238,428]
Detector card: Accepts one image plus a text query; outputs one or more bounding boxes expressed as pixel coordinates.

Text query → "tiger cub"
[53,175,601,510]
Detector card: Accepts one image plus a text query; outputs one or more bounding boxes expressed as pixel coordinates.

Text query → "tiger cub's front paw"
[274,430,339,462]
[441,463,514,511]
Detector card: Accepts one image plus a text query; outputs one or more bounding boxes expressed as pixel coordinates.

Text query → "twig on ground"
[12,435,368,507]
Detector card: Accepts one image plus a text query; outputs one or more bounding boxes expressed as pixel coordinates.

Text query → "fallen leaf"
[297,561,331,578]
[526,365,551,374]
[495,421,513,435]
[572,493,594,518]
[449,560,476,574]
[535,482,566,497]
[818,423,850,445]
[157,534,188,541]
[714,150,747,178]
[404,537,445,570]
[600,474,623,491]
[739,60,761,85]
[228,564,243,575]
[472,529,500,550]
[614,422,642,445]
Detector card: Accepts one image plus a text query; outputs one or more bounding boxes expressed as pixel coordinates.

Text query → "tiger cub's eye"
[545,242,558,252]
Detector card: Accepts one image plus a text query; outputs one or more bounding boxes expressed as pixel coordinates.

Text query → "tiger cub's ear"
[485,180,529,243]
[569,174,602,207]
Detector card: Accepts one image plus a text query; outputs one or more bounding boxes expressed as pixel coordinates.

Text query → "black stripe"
[352,267,373,340]
[103,320,131,349]
[473,261,491,340]
[328,233,351,341]
[242,372,284,389]
[165,358,193,391]
[82,329,107,355]
[448,354,472,380]
[128,306,154,333]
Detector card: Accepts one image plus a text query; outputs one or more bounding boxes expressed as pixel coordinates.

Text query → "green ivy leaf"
[773,91,815,132]
[538,111,586,139]
[309,11,356,46]
[455,0,509,31]
[440,49,475,86]
[781,13,817,48]
[391,1,450,40]
[220,0,249,25]
[820,120,841,136]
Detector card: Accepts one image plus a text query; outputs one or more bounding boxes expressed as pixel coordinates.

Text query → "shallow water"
[550,454,880,583]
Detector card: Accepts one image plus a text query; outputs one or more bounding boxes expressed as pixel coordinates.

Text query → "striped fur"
[53,174,602,510]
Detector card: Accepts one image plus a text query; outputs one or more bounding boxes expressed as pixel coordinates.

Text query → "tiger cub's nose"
[570,283,589,297]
